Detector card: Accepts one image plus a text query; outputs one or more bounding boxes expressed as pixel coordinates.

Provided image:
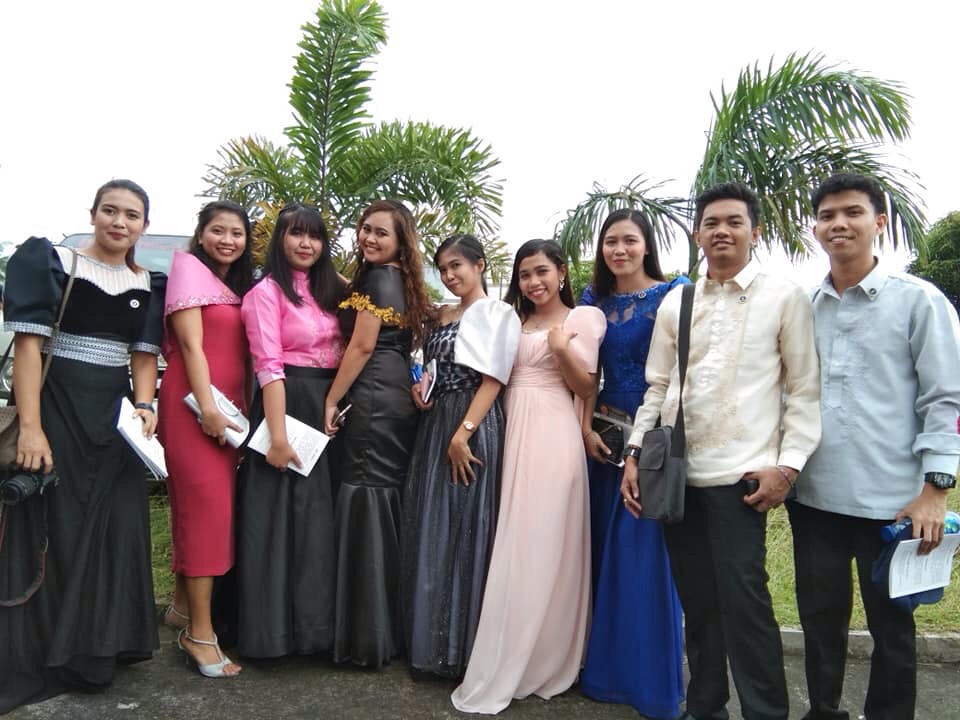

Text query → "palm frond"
[553,176,691,267]
[694,52,923,255]
[200,136,306,215]
[337,120,504,247]
[796,142,926,252]
[699,52,911,191]
[286,0,387,212]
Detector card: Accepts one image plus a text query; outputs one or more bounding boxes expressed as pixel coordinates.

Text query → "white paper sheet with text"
[247,415,330,477]
[888,534,960,598]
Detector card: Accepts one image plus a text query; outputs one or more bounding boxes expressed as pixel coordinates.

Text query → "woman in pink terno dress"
[158,200,255,677]
[452,239,605,714]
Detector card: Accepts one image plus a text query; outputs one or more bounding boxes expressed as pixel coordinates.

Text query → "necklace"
[525,310,568,331]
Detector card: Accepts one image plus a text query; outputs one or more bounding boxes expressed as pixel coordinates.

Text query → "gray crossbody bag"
[636,282,694,525]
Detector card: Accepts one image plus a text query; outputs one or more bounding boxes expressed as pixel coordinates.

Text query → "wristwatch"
[462,420,476,433]
[624,446,641,461]
[924,472,957,490]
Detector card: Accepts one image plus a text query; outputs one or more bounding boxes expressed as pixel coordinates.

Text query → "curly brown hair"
[350,200,433,348]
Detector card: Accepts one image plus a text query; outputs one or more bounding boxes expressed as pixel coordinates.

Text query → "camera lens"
[0,472,43,505]
[0,478,28,505]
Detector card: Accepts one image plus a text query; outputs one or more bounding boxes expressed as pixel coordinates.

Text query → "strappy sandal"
[177,628,241,678]
[163,604,190,630]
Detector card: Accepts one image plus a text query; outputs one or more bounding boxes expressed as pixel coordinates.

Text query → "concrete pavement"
[8,626,960,719]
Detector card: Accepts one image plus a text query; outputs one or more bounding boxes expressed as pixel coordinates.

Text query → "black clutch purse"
[591,403,634,466]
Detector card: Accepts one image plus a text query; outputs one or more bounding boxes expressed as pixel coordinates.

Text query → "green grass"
[766,493,960,633]
[147,488,960,631]
[148,489,174,601]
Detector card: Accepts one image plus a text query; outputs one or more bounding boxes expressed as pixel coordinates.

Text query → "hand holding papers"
[247,415,330,477]
[116,397,167,479]
[183,385,250,448]
[887,534,960,598]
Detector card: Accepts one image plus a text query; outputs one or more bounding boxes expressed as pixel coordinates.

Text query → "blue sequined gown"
[579,279,687,720]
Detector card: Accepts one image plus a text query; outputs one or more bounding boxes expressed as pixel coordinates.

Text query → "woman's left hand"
[448,431,483,486]
[133,407,158,438]
[547,326,577,354]
[323,402,341,436]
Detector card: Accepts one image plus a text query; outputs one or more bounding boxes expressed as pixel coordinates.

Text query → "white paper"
[116,397,168,478]
[888,534,960,598]
[422,358,438,403]
[246,415,330,477]
[183,385,250,448]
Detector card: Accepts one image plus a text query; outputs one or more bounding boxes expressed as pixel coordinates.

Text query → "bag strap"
[0,250,76,607]
[41,249,79,386]
[0,248,79,390]
[0,499,49,607]
[672,282,695,455]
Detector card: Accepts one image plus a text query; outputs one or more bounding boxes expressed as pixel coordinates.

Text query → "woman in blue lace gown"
[579,209,686,719]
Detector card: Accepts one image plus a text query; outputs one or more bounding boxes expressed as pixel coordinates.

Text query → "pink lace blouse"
[241,272,344,387]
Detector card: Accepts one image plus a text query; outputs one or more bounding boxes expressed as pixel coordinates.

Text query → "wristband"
[134,402,156,413]
[775,465,795,486]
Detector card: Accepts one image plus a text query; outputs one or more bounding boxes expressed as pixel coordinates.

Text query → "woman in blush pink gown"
[158,200,254,677]
[452,239,605,715]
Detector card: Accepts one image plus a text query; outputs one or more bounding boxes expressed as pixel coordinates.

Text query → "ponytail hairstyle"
[433,233,488,293]
[90,178,150,272]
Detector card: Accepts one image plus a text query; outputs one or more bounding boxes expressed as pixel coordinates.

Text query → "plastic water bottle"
[881,511,960,543]
[947,511,960,535]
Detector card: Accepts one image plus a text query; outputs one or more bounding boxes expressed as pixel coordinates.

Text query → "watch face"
[926,472,957,489]
[463,421,476,431]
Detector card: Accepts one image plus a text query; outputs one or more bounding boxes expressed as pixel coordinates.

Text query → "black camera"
[0,471,58,506]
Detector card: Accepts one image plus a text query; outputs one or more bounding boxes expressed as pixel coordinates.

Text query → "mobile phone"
[742,477,759,495]
[334,403,353,427]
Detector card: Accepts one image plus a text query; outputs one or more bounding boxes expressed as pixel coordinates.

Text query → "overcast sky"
[1,0,955,284]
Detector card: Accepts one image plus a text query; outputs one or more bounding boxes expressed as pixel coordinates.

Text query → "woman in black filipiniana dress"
[323,200,433,667]
[401,235,520,678]
[0,180,164,713]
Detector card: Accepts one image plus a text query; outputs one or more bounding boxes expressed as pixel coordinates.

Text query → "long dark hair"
[263,203,344,312]
[433,234,488,293]
[504,239,574,321]
[351,200,433,348]
[588,209,666,299]
[189,200,255,296]
[91,178,149,272]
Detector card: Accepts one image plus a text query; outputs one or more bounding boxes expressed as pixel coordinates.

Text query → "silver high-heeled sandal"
[163,604,190,630]
[177,628,241,678]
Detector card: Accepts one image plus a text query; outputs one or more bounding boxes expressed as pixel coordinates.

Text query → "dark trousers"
[787,501,917,720]
[664,484,788,720]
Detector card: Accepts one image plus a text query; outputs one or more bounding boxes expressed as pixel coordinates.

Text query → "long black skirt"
[0,358,158,715]
[333,348,418,667]
[234,366,337,658]
[401,388,503,678]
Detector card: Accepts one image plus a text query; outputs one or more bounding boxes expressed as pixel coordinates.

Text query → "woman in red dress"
[157,200,254,678]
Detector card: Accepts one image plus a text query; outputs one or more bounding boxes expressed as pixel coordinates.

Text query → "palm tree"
[202,0,504,271]
[556,53,925,275]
